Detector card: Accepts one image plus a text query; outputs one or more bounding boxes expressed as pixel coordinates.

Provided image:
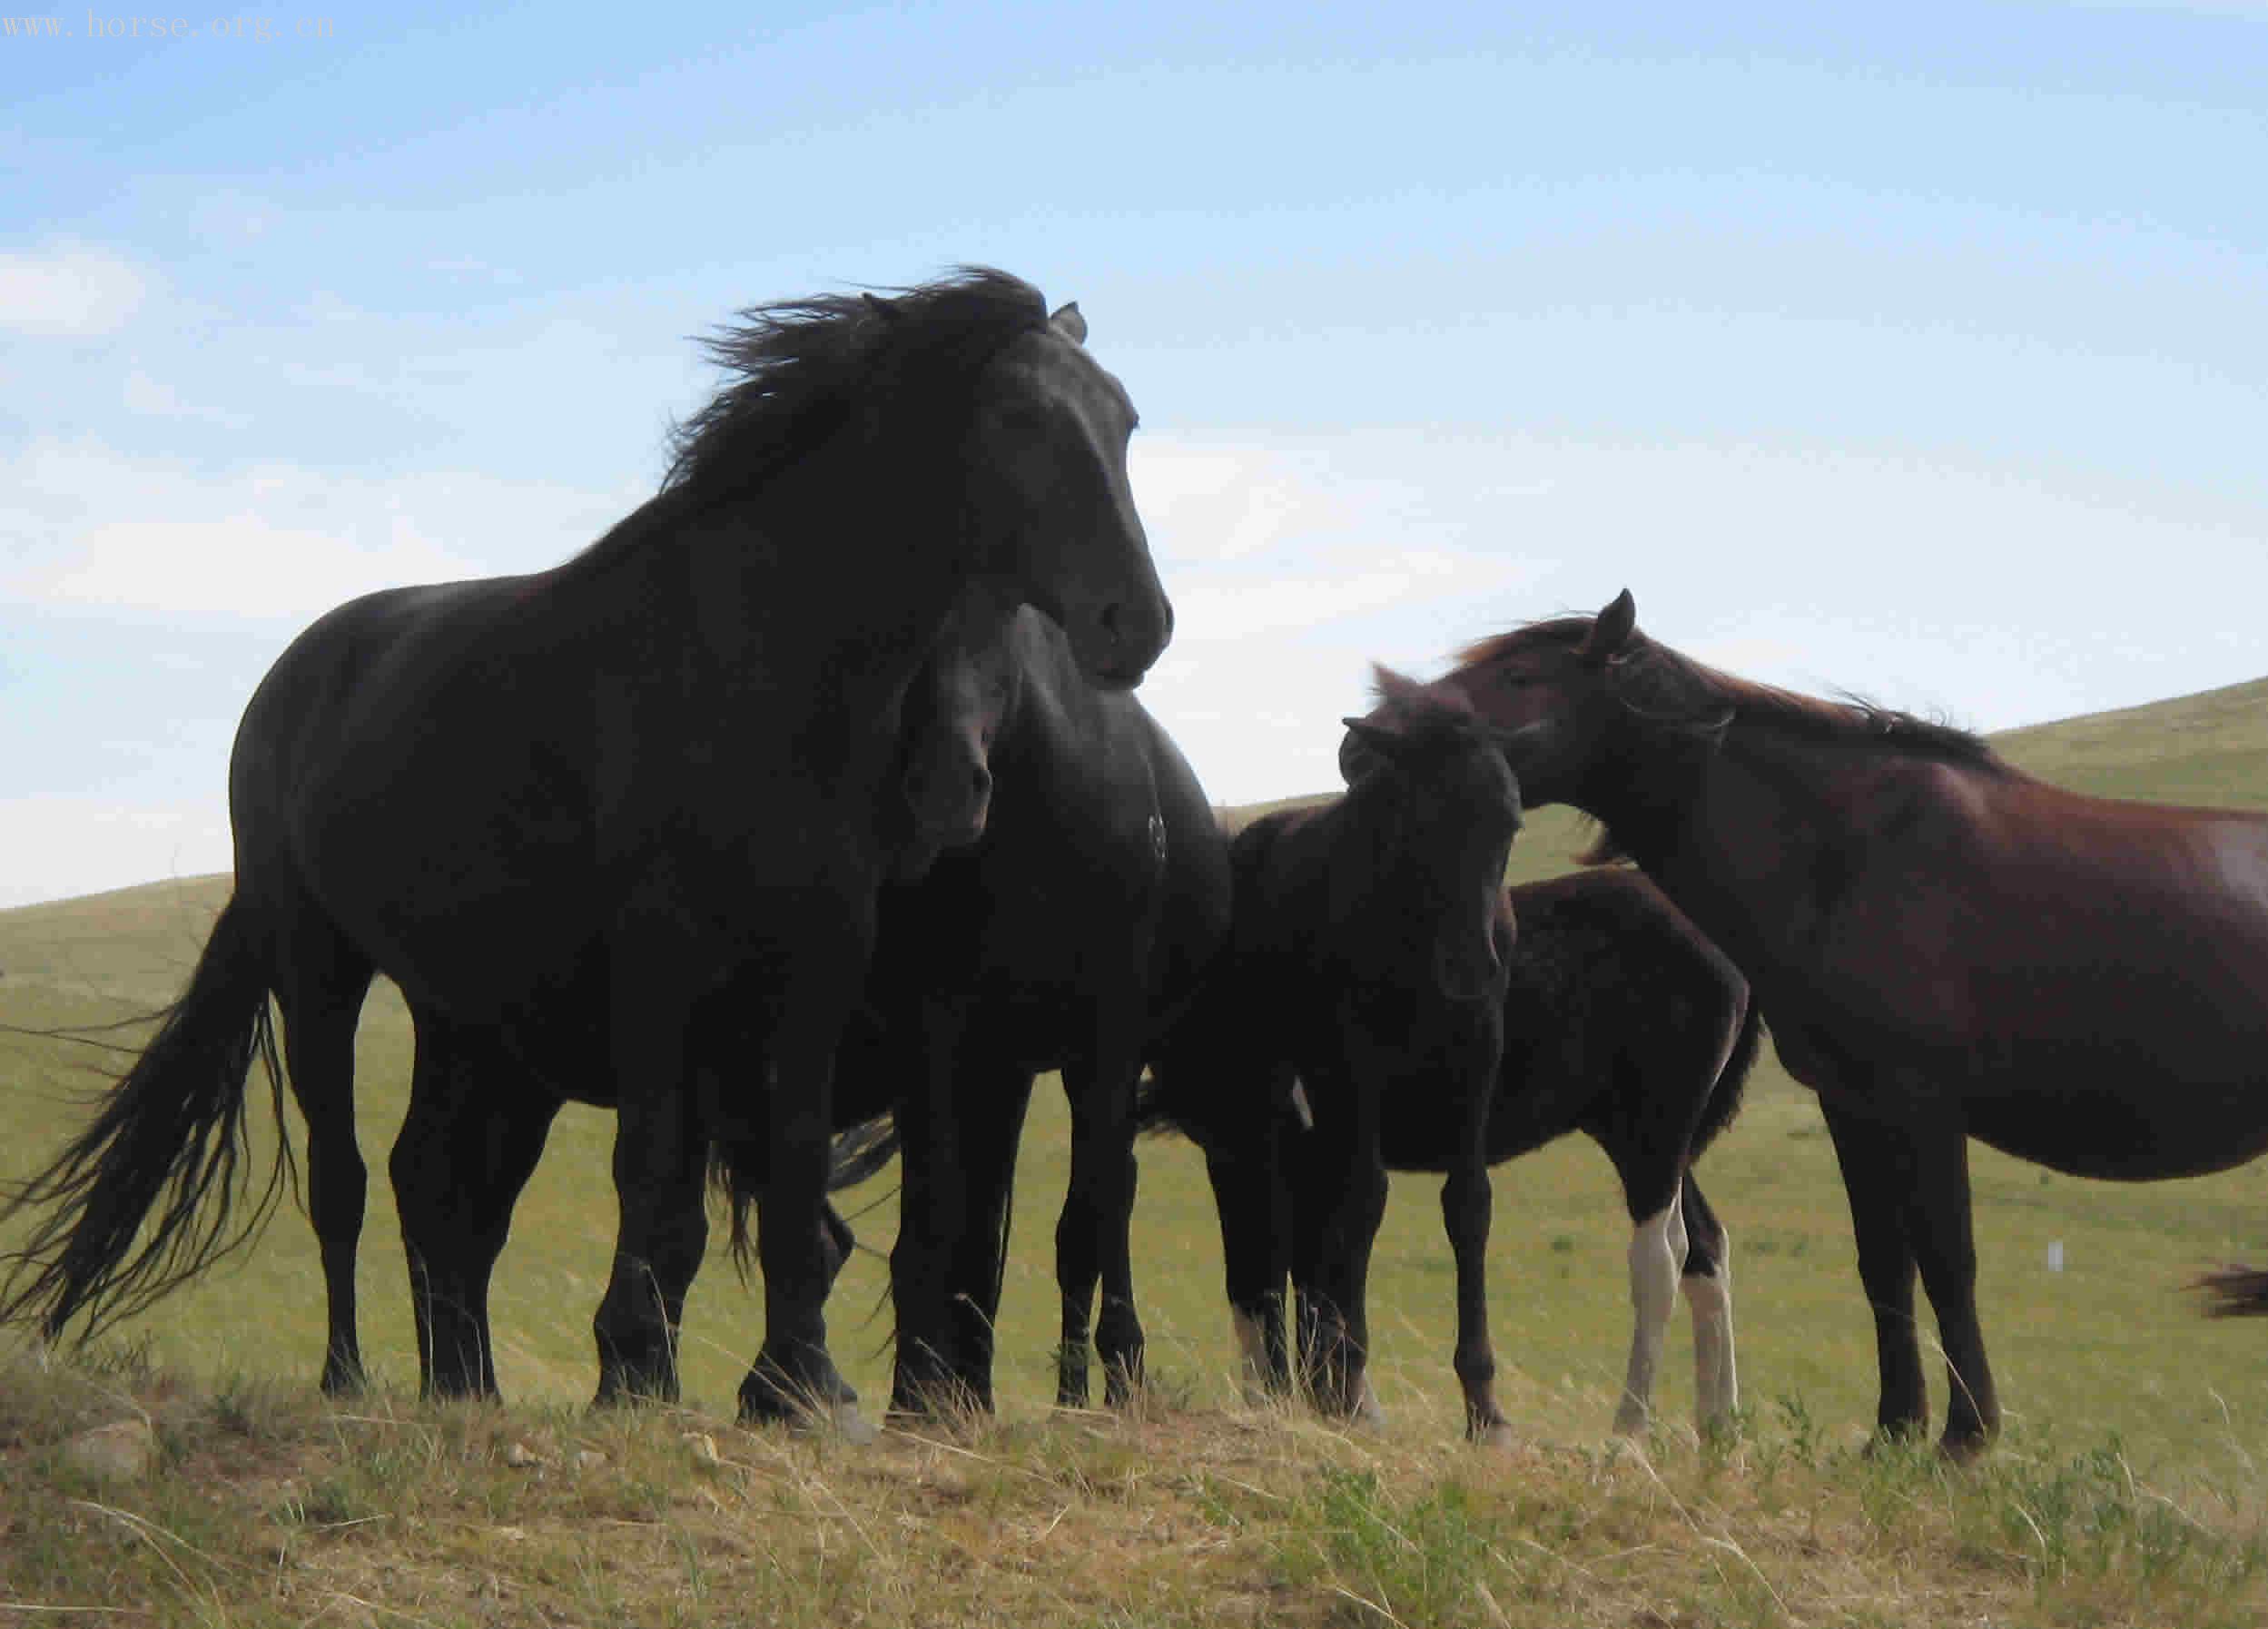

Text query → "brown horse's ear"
[1579,588,1637,665]
[1049,301,1088,344]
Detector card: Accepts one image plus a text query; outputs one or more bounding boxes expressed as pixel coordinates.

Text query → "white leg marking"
[1612,1197,1689,1436]
[1686,1250,1738,1427]
[1232,1309,1270,1405]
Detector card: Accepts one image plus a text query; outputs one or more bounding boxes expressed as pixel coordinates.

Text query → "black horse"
[1181,863,1758,1438]
[1145,676,1524,1437]
[0,271,1171,1434]
[732,603,1232,1417]
[343,586,1020,1407]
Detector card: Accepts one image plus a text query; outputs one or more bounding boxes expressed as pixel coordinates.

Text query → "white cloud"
[0,242,149,338]
[122,369,252,429]
[1,439,640,620]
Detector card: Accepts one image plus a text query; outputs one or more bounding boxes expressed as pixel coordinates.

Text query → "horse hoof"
[809,1400,878,1445]
[1472,1420,1519,1451]
[1351,1380,1387,1429]
[1610,1405,1651,1438]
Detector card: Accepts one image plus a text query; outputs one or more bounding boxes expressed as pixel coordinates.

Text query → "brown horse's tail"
[2190,1265,2268,1318]
[0,897,291,1344]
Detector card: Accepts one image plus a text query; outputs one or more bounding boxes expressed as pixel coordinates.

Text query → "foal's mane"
[563,267,1052,574]
[1454,617,2014,775]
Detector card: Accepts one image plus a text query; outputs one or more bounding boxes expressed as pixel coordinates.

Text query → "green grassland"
[7,676,2268,1625]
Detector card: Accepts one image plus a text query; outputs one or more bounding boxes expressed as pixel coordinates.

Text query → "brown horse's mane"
[1453,617,2016,776]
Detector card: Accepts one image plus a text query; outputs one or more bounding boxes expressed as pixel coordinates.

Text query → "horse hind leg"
[272,913,375,1396]
[1612,1185,1689,1437]
[1679,1170,1739,1432]
[394,1012,559,1400]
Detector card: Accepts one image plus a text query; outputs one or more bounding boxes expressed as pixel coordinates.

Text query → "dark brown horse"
[1146,676,1525,1437]
[0,272,1170,1435]
[1406,589,2268,1455]
[1153,864,1756,1438]
[742,603,1232,1417]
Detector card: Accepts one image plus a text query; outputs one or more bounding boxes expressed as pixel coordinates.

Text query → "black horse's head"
[1341,669,1524,1003]
[892,592,1025,878]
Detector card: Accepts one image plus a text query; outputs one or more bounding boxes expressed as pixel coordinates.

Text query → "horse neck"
[566,442,971,716]
[1602,721,1876,971]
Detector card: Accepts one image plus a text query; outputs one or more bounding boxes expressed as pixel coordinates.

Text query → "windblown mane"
[1453,617,2012,775]
[1367,663,1497,755]
[563,267,1052,574]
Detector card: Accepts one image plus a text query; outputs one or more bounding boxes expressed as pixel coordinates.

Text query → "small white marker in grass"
[2047,1239,2065,1272]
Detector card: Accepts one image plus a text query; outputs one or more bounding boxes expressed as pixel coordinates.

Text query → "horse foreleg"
[1891,1105,1999,1457]
[1203,1097,1292,1404]
[888,1000,971,1417]
[739,969,863,1433]
[1680,1171,1740,1432]
[1820,1098,1928,1443]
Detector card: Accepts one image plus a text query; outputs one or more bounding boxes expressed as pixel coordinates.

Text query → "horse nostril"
[1099,601,1126,647]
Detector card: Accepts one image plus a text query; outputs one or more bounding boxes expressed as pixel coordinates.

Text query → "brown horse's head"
[1421,588,1655,809]
[1340,670,1524,1003]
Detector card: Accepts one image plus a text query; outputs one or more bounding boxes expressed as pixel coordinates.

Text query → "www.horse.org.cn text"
[0,13,335,40]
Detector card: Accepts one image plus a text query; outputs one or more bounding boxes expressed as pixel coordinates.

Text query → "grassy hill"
[8,675,2268,1625]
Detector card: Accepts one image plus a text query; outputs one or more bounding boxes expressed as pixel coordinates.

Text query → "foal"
[1334,860,1758,1436]
[1148,675,1524,1438]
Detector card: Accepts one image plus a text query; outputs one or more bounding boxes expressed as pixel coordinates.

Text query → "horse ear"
[1049,301,1088,344]
[1579,588,1637,665]
[1340,716,1407,779]
[863,292,901,324]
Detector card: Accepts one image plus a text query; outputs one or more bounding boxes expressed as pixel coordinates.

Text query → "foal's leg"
[1441,1058,1513,1445]
[1200,1073,1295,1403]
[1594,1128,1691,1438]
[1056,1022,1148,1408]
[1819,1098,1928,1442]
[1679,1171,1740,1432]
[272,910,375,1396]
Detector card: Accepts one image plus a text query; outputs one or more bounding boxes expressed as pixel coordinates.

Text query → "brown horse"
[1395,589,2268,1456]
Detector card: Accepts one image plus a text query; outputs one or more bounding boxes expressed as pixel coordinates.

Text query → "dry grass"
[4,1347,2266,1628]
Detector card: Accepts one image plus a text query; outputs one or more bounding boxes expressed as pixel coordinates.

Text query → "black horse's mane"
[563,267,1052,575]
[1454,617,2013,775]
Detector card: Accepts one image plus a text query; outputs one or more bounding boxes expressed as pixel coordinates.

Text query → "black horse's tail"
[706,1116,905,1279]
[828,1118,902,1192]
[0,898,291,1343]
[1689,994,1765,1158]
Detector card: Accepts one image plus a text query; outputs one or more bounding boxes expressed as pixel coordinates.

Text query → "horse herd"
[6,267,2268,1462]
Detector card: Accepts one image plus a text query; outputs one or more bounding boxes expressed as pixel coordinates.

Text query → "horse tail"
[705,1139,761,1281]
[0,897,291,1343]
[828,1118,902,1193]
[1690,992,1764,1158]
[2191,1266,2268,1318]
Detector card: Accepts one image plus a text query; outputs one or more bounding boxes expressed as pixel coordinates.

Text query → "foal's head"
[893,593,1024,876]
[1340,670,1524,1003]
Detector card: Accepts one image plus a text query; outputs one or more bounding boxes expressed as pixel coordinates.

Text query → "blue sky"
[4,1,2265,904]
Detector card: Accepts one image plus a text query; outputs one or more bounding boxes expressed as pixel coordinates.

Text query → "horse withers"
[1146,674,1525,1440]
[1423,588,2268,1456]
